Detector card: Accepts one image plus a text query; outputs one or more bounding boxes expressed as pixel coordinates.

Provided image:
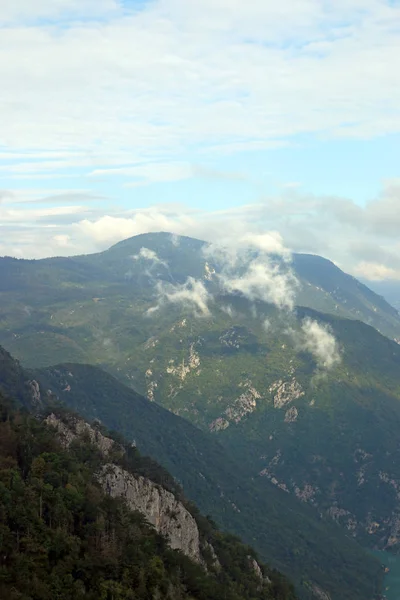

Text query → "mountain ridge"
[1,231,399,340]
[2,231,400,598]
[0,344,385,599]
[0,387,296,600]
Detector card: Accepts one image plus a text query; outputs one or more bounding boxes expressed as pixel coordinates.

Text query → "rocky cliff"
[45,413,203,562]
[98,463,202,562]
[45,412,117,456]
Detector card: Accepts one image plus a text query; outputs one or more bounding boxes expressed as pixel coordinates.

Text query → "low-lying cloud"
[131,246,170,280]
[204,232,298,311]
[132,247,167,267]
[219,258,297,311]
[4,184,400,288]
[148,277,212,318]
[300,318,341,369]
[238,232,291,261]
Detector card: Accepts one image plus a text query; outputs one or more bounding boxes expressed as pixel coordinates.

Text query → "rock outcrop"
[209,380,261,431]
[98,463,202,562]
[27,379,42,407]
[45,413,117,457]
[46,414,203,563]
[311,584,332,599]
[269,379,304,408]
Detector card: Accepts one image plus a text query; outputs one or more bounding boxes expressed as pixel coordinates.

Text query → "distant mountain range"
[1,231,400,599]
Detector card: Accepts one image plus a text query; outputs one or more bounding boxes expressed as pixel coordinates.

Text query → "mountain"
[0,345,385,599]
[0,233,399,374]
[0,391,296,600]
[365,279,400,314]
[292,253,400,337]
[2,232,400,597]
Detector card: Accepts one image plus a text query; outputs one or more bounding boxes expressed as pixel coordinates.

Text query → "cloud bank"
[3,183,400,284]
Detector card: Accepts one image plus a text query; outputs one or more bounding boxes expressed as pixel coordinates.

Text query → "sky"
[1,0,400,280]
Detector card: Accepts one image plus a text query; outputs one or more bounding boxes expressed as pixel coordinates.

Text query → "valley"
[1,231,400,599]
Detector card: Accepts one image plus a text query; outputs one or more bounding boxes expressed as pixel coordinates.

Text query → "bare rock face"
[45,413,117,457]
[98,464,202,563]
[209,417,230,432]
[284,406,298,423]
[247,555,272,586]
[27,379,42,407]
[45,414,212,565]
[225,382,261,424]
[166,343,201,382]
[311,584,332,599]
[269,379,304,409]
[247,555,263,580]
[209,380,261,431]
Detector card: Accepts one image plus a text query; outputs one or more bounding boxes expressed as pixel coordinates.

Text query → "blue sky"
[1,0,400,280]
[3,133,399,210]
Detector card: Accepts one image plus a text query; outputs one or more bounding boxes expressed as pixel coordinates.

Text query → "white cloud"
[74,211,196,247]
[131,246,169,276]
[132,247,158,262]
[219,258,297,310]
[301,318,341,369]
[203,230,298,310]
[0,0,119,23]
[221,304,236,318]
[2,181,400,283]
[1,204,89,223]
[0,0,399,180]
[91,162,194,186]
[149,277,212,318]
[53,234,72,248]
[170,233,180,247]
[263,318,271,331]
[238,232,291,260]
[353,261,400,281]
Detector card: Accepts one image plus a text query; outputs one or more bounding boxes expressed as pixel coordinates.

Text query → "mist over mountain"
[2,231,400,599]
[3,0,400,597]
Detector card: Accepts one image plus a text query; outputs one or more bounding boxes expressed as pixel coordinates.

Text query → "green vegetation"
[32,363,384,599]
[292,253,400,336]
[0,345,385,598]
[0,233,399,376]
[0,392,295,600]
[2,232,399,598]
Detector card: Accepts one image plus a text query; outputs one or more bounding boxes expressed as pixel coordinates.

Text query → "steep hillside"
[0,344,41,408]
[92,292,400,553]
[366,279,400,313]
[2,232,400,598]
[0,393,295,600]
[0,346,385,599]
[0,233,399,374]
[293,254,400,335]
